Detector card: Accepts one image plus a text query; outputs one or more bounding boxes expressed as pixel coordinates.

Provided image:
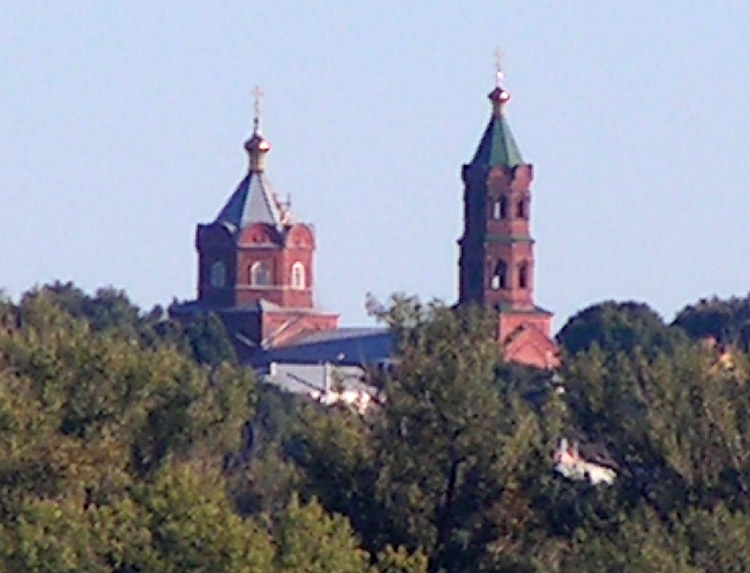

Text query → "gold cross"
[494,48,504,87]
[253,85,264,130]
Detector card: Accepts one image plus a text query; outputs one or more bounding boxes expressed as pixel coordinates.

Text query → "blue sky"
[1,2,748,330]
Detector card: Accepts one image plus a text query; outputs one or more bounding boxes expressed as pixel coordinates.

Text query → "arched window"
[291,262,305,289]
[250,261,271,286]
[210,261,225,288]
[492,197,508,220]
[490,259,507,290]
[518,263,528,289]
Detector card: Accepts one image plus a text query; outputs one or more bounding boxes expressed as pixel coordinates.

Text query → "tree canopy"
[1,284,750,570]
[557,300,687,357]
[672,293,750,349]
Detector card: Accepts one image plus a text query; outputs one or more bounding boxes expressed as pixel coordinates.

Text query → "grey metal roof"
[260,363,372,396]
[170,298,277,316]
[289,327,388,345]
[248,327,394,367]
[214,171,282,231]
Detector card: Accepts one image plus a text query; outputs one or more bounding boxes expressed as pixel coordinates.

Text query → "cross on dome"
[488,49,511,114]
[253,85,264,134]
[469,51,523,168]
[494,48,505,88]
[244,85,272,172]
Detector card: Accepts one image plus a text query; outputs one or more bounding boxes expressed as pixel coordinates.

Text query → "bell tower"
[458,64,558,368]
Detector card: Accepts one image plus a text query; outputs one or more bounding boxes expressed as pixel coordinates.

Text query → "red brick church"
[171,104,339,358]
[172,69,558,369]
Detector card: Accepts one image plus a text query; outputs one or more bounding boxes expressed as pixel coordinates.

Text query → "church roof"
[248,327,393,367]
[469,68,524,170]
[213,93,286,232]
[471,112,524,169]
[214,171,283,231]
[495,303,554,317]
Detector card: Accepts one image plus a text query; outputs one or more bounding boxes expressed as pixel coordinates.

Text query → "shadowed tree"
[358,296,559,571]
[558,301,686,358]
[673,293,750,350]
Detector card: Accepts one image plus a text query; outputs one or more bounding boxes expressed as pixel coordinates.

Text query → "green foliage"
[228,383,305,517]
[0,284,383,572]
[180,311,237,365]
[560,506,698,573]
[558,300,686,357]
[0,494,157,572]
[27,281,237,366]
[0,292,253,484]
[375,545,429,573]
[6,283,750,570]
[290,401,385,553]
[36,282,141,335]
[1,496,100,572]
[685,503,750,572]
[299,296,563,572]
[273,493,372,572]
[564,343,750,513]
[137,461,274,572]
[673,293,750,349]
[376,301,540,567]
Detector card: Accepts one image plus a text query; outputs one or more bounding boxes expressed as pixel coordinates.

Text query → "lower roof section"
[247,327,393,368]
[495,302,554,316]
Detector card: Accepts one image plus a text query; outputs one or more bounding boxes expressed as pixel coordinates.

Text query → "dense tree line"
[1,284,750,570]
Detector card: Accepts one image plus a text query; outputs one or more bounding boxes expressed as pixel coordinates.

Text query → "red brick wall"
[197,221,320,310]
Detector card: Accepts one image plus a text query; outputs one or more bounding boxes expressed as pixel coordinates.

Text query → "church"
[171,69,559,380]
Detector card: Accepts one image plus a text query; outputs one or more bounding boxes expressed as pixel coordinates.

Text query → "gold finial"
[488,49,510,115]
[494,48,505,88]
[253,85,264,133]
[245,85,271,172]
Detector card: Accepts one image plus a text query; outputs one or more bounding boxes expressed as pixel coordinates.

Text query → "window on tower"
[250,261,272,286]
[291,262,305,289]
[491,259,507,290]
[210,261,226,288]
[519,263,528,289]
[492,197,508,220]
[517,199,528,219]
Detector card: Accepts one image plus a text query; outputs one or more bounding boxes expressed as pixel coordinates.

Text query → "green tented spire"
[470,83,524,169]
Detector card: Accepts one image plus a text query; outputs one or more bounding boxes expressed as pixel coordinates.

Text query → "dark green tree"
[136,461,274,573]
[558,301,686,358]
[24,282,237,366]
[375,545,429,573]
[673,293,750,349]
[273,493,372,573]
[299,295,563,572]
